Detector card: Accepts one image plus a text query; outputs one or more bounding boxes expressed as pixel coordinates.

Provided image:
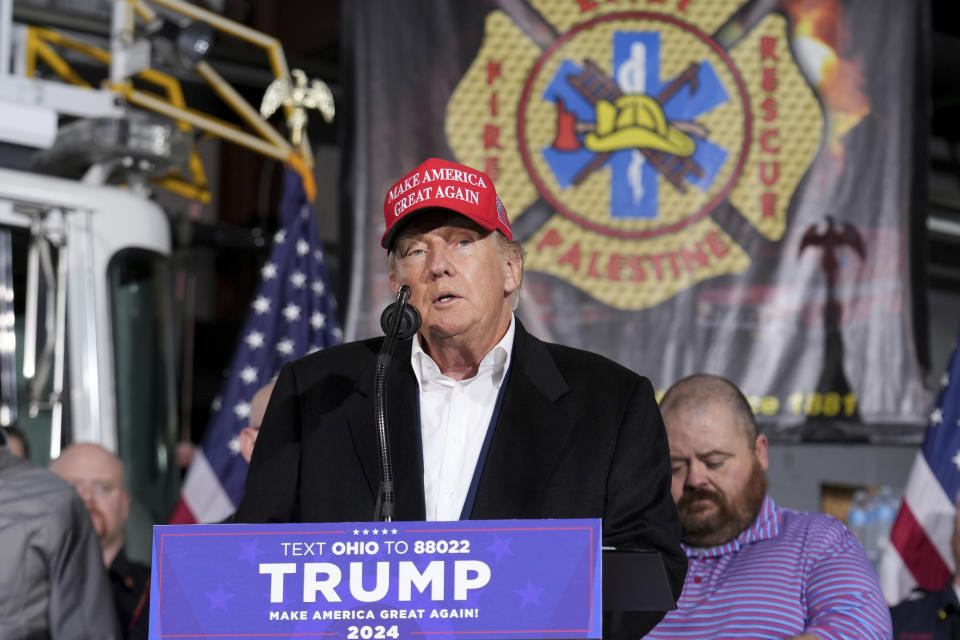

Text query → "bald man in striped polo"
[647,374,892,640]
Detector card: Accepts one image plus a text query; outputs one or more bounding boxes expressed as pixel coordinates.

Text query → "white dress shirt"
[411,315,515,521]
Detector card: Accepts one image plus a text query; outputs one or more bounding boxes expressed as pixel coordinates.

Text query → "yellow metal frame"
[22,0,320,203]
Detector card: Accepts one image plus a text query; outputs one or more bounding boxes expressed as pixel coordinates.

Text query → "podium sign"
[148,519,602,640]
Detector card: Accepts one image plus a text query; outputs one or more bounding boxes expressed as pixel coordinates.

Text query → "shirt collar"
[682,495,781,559]
[411,314,515,388]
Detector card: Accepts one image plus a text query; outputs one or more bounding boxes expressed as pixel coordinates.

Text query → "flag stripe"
[901,452,956,567]
[179,450,235,523]
[168,497,195,525]
[878,544,918,606]
[889,501,951,589]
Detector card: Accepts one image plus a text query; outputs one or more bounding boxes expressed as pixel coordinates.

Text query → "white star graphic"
[240,366,258,385]
[362,528,370,535]
[353,529,360,535]
[261,262,278,280]
[932,408,944,426]
[333,327,343,341]
[297,239,310,256]
[311,280,325,295]
[276,338,294,356]
[282,303,301,322]
[372,528,380,535]
[252,296,271,315]
[311,312,326,329]
[211,396,222,412]
[391,528,398,535]
[314,249,325,263]
[227,437,241,454]
[274,229,287,245]
[300,206,310,221]
[290,271,307,288]
[245,331,265,349]
[943,373,951,388]
[233,401,251,420]
[953,450,960,471]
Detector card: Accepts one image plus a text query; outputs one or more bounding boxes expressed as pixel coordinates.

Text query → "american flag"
[879,324,960,604]
[169,169,342,524]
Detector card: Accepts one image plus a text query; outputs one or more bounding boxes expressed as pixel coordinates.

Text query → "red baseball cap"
[381,158,512,249]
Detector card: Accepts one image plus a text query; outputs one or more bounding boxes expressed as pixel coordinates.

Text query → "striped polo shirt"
[646,496,893,640]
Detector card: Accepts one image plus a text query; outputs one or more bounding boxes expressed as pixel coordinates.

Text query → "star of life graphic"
[541,31,730,220]
[446,4,823,310]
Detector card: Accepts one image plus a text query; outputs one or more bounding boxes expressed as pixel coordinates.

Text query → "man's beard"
[677,459,767,547]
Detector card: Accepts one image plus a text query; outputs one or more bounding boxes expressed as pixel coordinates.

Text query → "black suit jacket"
[108,548,150,640]
[236,321,686,630]
[891,583,960,640]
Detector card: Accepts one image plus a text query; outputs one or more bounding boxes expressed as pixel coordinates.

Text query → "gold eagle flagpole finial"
[260,69,335,145]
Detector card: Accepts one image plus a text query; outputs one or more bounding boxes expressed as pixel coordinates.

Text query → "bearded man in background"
[646,373,892,640]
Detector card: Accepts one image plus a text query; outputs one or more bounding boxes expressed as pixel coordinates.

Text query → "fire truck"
[0,0,326,559]
[0,164,178,560]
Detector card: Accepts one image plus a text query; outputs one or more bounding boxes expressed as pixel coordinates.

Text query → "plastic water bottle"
[847,490,873,556]
[870,486,899,562]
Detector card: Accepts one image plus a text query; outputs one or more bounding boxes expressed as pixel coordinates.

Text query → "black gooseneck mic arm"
[374,285,421,522]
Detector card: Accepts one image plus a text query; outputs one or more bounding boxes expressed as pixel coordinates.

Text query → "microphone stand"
[374,285,419,522]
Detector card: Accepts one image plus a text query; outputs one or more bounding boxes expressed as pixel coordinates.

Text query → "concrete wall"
[766,444,916,512]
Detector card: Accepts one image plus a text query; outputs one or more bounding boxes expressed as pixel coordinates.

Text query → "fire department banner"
[341,0,930,439]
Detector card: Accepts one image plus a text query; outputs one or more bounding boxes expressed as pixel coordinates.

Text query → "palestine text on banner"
[170,169,342,524]
[879,323,960,605]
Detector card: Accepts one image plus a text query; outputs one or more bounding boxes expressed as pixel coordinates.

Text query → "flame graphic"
[783,0,871,163]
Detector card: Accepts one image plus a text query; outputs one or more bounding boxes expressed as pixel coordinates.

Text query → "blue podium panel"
[149,519,602,640]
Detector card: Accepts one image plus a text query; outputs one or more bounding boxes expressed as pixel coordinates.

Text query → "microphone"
[379,289,421,340]
[373,285,420,522]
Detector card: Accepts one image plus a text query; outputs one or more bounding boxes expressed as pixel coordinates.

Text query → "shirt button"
[458,386,465,394]
[447,490,456,498]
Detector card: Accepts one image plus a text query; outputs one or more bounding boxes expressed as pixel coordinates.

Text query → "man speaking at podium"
[235,158,686,631]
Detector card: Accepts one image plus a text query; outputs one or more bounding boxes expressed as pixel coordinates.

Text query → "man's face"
[239,380,275,464]
[5,434,26,458]
[665,399,769,547]
[952,508,960,573]
[49,444,129,549]
[388,212,521,352]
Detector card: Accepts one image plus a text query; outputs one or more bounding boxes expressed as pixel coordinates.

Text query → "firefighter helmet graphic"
[446,2,823,310]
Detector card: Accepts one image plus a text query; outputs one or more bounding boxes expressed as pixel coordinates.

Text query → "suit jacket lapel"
[470,322,573,519]
[349,338,426,521]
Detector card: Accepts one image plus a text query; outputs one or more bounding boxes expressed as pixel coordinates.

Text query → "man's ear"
[754,433,769,471]
[388,271,400,295]
[503,248,522,295]
[238,427,257,464]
